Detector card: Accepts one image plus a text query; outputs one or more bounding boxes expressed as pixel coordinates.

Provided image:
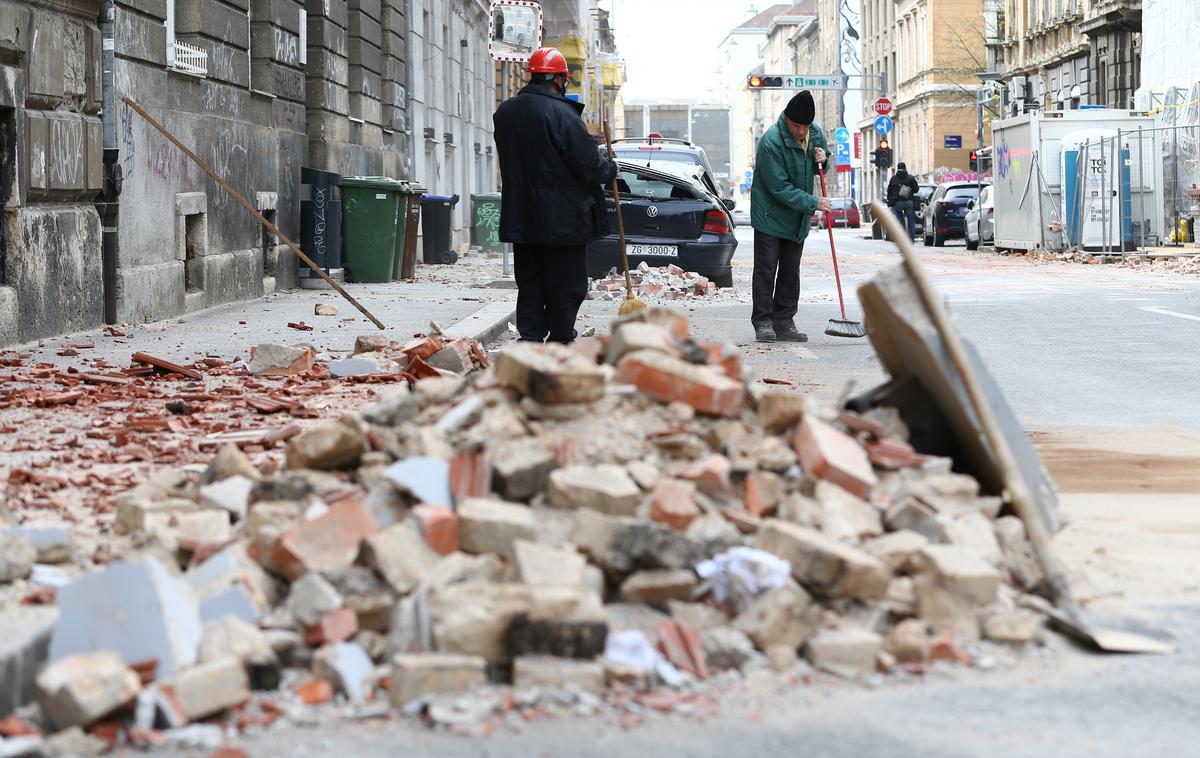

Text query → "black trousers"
[752,231,805,328]
[513,243,588,343]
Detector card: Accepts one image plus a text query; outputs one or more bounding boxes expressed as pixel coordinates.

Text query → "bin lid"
[422,194,460,203]
[341,176,405,189]
[471,193,502,201]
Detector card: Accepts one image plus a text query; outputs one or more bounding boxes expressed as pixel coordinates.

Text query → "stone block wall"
[0,0,106,346]
[112,0,307,323]
[306,0,406,178]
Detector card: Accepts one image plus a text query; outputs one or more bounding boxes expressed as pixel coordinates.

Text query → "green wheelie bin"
[470,192,503,255]
[341,176,405,283]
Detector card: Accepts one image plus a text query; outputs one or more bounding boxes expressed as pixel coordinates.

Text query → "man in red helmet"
[494,47,617,343]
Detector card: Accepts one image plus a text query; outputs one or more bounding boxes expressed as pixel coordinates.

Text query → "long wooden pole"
[601,122,634,299]
[123,97,386,330]
[871,201,1079,618]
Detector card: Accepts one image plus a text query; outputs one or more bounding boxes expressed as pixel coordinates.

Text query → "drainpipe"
[99,0,121,324]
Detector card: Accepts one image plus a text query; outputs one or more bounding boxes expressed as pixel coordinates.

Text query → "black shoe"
[754,324,776,342]
[775,324,808,342]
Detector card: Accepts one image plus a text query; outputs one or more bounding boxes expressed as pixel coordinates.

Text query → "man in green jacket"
[750,91,832,342]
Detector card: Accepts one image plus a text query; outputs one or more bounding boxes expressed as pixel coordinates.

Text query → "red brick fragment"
[649,479,699,532]
[297,679,334,705]
[793,417,878,500]
[656,619,709,680]
[304,608,359,645]
[615,352,745,417]
[271,498,378,582]
[449,450,491,501]
[411,504,459,555]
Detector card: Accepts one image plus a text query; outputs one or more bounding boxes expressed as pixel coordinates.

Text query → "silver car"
[965,185,994,250]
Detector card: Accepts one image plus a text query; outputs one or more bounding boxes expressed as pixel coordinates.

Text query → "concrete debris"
[805,627,884,678]
[1,607,60,719]
[160,656,250,721]
[389,654,486,709]
[247,344,315,377]
[1,305,1058,744]
[4,526,72,565]
[312,642,374,703]
[36,651,140,729]
[49,558,203,678]
[0,532,35,584]
[513,656,605,695]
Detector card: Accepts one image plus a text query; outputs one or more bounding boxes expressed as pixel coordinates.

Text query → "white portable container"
[991,110,1161,253]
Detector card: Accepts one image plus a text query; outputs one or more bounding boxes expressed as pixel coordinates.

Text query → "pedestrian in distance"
[750,90,832,343]
[886,162,921,240]
[493,47,617,344]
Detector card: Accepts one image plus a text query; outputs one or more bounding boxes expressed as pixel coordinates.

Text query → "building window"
[165,0,208,77]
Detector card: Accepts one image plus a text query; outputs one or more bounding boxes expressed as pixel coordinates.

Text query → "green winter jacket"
[750,114,831,242]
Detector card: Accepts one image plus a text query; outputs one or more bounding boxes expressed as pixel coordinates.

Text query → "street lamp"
[976,71,1002,201]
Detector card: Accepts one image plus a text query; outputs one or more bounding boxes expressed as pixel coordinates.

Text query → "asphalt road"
[692,225,1200,432]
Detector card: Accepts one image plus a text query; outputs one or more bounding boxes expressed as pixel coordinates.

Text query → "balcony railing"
[170,41,208,77]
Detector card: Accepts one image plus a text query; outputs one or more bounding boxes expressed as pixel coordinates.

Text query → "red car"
[810,198,860,229]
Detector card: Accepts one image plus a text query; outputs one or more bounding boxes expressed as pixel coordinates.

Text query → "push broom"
[818,163,866,339]
[602,122,647,317]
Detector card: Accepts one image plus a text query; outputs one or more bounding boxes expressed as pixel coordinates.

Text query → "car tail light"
[637,145,662,151]
[703,210,731,234]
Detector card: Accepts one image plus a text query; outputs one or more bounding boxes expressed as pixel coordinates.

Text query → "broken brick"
[793,417,878,500]
[615,350,745,417]
[649,479,699,532]
[271,499,378,582]
[304,608,360,646]
[494,343,606,404]
[411,504,459,555]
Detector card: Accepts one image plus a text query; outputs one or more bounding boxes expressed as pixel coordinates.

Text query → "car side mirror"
[967,199,976,209]
[722,198,736,211]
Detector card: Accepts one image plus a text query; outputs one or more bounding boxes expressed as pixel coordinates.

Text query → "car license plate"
[628,244,678,257]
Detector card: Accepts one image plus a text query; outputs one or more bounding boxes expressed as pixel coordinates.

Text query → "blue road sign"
[834,127,850,143]
[835,142,851,163]
[874,115,893,135]
[744,170,753,179]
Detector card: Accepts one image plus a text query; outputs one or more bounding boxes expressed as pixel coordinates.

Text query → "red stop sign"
[874,98,893,116]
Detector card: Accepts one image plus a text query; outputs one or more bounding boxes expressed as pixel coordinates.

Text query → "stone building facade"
[1080,0,1141,109]
[0,1,106,345]
[858,0,986,202]
[0,0,494,342]
[999,0,1093,115]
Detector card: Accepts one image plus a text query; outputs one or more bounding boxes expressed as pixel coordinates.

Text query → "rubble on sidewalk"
[591,262,743,303]
[0,304,1066,746]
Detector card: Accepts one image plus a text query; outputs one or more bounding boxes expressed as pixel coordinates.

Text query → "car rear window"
[832,199,853,210]
[945,187,981,200]
[609,170,698,201]
[613,149,703,167]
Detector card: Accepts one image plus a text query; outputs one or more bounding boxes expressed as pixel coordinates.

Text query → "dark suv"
[923,182,987,246]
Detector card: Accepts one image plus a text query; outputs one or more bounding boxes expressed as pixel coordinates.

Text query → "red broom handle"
[818,165,848,320]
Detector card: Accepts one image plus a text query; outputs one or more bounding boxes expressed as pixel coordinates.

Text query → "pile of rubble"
[1126,253,1200,275]
[592,263,743,302]
[1021,246,1200,275]
[1,308,1051,752]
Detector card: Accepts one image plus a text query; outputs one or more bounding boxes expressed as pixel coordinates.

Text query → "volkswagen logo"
[646,206,659,218]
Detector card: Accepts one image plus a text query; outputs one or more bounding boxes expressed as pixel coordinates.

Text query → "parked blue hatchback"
[587,160,738,288]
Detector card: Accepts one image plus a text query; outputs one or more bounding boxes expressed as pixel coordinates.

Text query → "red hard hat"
[528,47,570,76]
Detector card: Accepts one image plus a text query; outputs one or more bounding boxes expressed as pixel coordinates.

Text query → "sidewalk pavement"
[11,256,517,371]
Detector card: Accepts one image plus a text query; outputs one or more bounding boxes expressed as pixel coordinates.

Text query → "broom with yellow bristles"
[602,122,647,317]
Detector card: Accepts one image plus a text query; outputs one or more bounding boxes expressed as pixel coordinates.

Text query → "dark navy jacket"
[493,83,617,246]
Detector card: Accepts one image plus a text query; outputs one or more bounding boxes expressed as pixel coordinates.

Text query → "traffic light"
[875,139,892,168]
[970,150,978,171]
[747,75,783,89]
[969,150,991,172]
